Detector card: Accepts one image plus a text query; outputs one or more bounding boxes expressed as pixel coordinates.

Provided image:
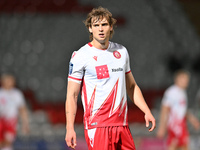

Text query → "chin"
[98,39,106,44]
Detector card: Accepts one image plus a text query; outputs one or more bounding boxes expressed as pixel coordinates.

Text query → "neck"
[91,39,109,50]
[2,86,13,90]
[175,83,186,90]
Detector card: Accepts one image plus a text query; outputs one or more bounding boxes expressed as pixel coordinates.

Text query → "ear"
[89,27,92,33]
[110,25,113,31]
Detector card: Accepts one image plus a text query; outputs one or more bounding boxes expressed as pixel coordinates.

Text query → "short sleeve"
[16,90,25,108]
[68,51,85,84]
[125,48,131,74]
[162,91,173,107]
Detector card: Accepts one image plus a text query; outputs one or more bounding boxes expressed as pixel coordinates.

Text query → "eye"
[93,24,99,27]
[102,23,108,26]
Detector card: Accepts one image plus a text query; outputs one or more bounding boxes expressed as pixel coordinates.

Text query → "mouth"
[99,33,104,38]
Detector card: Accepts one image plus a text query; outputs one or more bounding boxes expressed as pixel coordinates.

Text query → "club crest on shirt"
[113,51,121,59]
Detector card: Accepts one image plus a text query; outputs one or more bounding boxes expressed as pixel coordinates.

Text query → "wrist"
[144,109,151,115]
[66,123,74,130]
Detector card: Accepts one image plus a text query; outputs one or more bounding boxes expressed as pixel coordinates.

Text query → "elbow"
[73,93,79,103]
[127,85,135,102]
[66,92,79,103]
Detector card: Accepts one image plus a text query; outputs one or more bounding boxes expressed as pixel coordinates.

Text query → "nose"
[99,25,103,31]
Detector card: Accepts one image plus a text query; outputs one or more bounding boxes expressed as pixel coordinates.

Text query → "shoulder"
[109,41,129,57]
[8,88,23,98]
[12,88,23,95]
[78,43,90,53]
[71,43,91,60]
[162,85,175,105]
[109,41,127,51]
[69,43,92,68]
[78,43,93,54]
[12,89,25,104]
[165,85,177,96]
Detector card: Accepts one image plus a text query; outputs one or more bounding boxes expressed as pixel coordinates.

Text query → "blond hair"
[84,6,117,41]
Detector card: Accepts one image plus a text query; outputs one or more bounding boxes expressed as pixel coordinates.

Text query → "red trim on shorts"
[125,70,131,74]
[68,76,82,81]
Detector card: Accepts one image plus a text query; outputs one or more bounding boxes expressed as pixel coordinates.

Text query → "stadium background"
[0,0,200,149]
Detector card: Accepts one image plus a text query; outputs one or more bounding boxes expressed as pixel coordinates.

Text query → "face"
[175,74,190,89]
[89,17,113,44]
[1,76,15,90]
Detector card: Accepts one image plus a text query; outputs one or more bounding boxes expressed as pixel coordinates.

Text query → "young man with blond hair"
[65,7,156,150]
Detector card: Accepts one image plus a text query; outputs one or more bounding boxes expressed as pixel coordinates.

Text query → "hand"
[190,116,200,130]
[144,112,156,132]
[65,129,77,149]
[22,124,30,135]
[187,112,200,131]
[193,120,200,130]
[156,127,165,139]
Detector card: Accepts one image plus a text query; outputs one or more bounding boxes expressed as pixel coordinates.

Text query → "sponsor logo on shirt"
[112,68,123,72]
[69,63,73,75]
[95,65,110,79]
[113,51,121,59]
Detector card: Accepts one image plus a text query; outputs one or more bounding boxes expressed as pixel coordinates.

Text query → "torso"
[162,85,187,131]
[0,88,24,119]
[68,41,131,129]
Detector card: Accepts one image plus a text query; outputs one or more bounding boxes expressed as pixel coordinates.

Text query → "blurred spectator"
[157,69,200,150]
[0,73,29,150]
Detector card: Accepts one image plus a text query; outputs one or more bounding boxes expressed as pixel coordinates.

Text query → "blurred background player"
[0,73,29,150]
[157,70,200,150]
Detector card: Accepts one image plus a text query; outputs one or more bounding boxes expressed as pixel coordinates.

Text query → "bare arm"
[156,105,170,138]
[19,106,29,134]
[65,80,81,149]
[186,110,200,130]
[126,72,156,132]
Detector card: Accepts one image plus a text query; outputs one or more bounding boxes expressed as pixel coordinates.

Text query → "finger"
[71,145,75,149]
[145,119,149,127]
[149,126,154,132]
[70,136,76,149]
[149,120,156,132]
[73,135,77,147]
[66,138,72,148]
[67,141,72,148]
